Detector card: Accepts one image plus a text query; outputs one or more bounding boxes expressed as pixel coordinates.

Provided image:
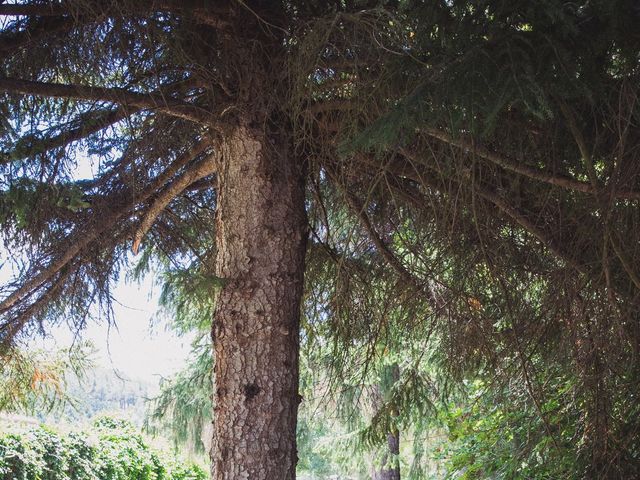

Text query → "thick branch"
[132,152,219,254]
[558,102,599,189]
[609,233,640,292]
[0,77,213,126]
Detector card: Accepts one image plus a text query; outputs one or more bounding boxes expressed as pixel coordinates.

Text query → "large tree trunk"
[210,123,307,479]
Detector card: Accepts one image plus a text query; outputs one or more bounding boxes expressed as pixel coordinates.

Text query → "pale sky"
[47,274,193,383]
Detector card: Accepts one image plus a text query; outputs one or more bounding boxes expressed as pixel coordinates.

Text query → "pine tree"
[1,1,639,479]
[0,2,307,477]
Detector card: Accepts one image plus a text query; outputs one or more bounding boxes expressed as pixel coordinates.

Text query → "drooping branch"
[0,267,72,349]
[420,126,640,200]
[0,1,230,28]
[471,178,588,275]
[0,207,122,316]
[324,162,449,318]
[132,152,219,254]
[150,137,213,188]
[2,106,138,163]
[396,147,589,275]
[153,0,230,28]
[1,77,210,165]
[0,138,214,316]
[609,232,640,292]
[0,16,73,55]
[342,183,423,290]
[0,77,214,126]
[0,4,68,17]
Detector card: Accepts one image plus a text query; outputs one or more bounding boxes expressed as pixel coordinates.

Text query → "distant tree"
[139,255,214,458]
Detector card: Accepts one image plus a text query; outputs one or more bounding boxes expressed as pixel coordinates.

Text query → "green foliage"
[144,350,212,457]
[0,417,206,480]
[296,412,366,478]
[0,178,92,234]
[349,0,640,147]
[143,262,214,457]
[50,367,153,425]
[434,379,578,480]
[1,1,638,477]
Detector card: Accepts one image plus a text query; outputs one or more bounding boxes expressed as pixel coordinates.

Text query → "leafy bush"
[0,417,206,480]
[434,380,578,480]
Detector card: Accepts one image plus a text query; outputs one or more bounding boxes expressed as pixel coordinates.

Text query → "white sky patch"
[48,274,194,383]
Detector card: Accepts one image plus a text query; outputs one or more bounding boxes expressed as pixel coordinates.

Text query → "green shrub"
[0,417,206,480]
[434,380,577,480]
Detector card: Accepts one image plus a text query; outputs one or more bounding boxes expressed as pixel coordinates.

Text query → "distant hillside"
[45,365,157,426]
[0,413,39,429]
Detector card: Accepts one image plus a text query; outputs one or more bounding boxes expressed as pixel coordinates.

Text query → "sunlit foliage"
[0,416,206,480]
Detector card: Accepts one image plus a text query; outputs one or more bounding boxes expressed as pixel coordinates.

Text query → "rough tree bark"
[210,122,307,479]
